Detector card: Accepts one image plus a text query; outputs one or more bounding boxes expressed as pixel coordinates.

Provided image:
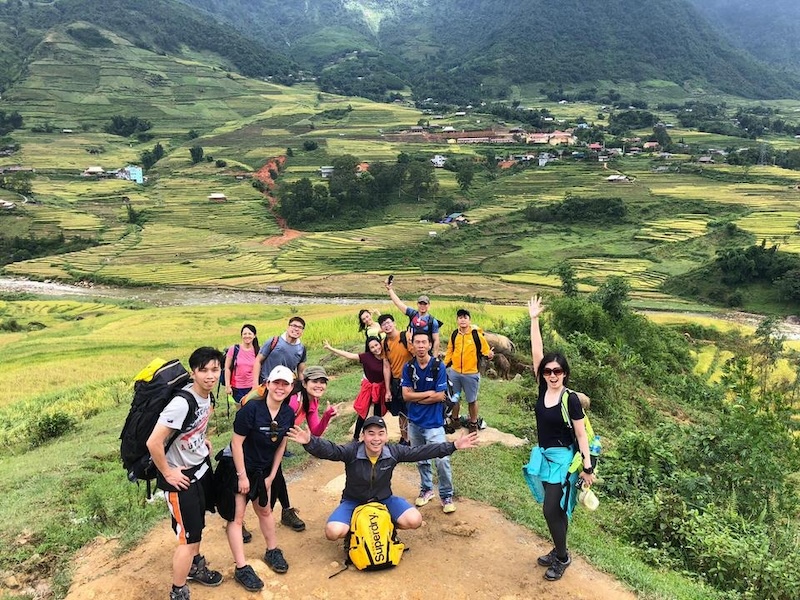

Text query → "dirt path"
[64,418,636,600]
[253,156,304,248]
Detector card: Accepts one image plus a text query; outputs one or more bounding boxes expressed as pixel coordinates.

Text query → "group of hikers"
[146,281,596,600]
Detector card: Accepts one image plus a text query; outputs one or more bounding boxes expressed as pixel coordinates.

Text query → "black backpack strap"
[471,329,484,361]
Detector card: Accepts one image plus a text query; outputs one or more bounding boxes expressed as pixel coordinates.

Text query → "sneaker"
[537,548,558,567]
[544,554,571,581]
[444,421,456,434]
[242,522,252,544]
[264,548,289,574]
[415,489,435,507]
[281,507,306,532]
[187,555,222,587]
[442,497,456,514]
[468,421,479,434]
[234,565,264,592]
[169,584,190,600]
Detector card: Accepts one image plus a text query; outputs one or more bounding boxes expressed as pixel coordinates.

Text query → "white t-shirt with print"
[157,384,211,469]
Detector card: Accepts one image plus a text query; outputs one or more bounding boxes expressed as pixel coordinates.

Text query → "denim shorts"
[328,496,413,525]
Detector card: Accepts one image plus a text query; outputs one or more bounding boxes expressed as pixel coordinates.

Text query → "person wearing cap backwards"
[287,415,479,541]
[225,365,296,591]
[270,365,345,533]
[385,277,441,356]
[444,309,494,434]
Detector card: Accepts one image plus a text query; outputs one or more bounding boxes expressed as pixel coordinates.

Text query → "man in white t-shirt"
[147,347,224,600]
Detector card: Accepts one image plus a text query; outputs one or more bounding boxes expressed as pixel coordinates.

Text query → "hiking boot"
[187,555,222,587]
[537,548,558,567]
[169,584,190,600]
[468,421,479,434]
[415,489,435,507]
[242,522,252,544]
[234,564,264,592]
[264,548,289,574]
[544,554,571,581]
[444,420,456,434]
[281,507,306,532]
[442,497,456,514]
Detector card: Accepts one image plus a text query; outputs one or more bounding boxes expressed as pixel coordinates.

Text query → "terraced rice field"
[735,211,800,253]
[636,214,711,242]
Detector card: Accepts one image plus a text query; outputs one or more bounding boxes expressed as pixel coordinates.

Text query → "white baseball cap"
[267,365,295,383]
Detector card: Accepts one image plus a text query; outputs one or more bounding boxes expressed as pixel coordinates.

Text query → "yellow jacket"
[444,326,491,374]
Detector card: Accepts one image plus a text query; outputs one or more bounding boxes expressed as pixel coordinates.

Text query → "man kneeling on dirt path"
[286,416,479,541]
[146,347,224,600]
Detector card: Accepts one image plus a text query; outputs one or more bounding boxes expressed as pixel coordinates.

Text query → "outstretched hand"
[528,295,544,319]
[454,431,480,450]
[323,339,332,351]
[287,425,311,445]
[326,401,347,418]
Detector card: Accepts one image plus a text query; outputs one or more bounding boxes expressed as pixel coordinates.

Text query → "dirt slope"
[65,423,636,600]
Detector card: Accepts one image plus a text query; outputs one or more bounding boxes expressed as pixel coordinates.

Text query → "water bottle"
[589,435,601,457]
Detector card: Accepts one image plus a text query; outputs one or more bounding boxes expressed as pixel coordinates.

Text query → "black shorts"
[388,377,407,417]
[165,467,213,544]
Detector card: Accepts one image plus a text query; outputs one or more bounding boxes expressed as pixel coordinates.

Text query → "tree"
[404,160,437,201]
[455,162,475,193]
[591,275,630,318]
[189,145,204,164]
[550,262,578,297]
[0,170,33,195]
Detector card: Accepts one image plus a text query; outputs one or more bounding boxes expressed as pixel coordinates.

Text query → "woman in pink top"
[271,365,344,532]
[224,324,259,406]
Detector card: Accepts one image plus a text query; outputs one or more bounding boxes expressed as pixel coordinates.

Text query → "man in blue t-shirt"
[252,316,307,387]
[386,278,441,356]
[401,331,457,514]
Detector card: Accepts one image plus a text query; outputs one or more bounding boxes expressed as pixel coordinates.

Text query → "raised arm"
[385,278,409,313]
[323,340,360,361]
[529,295,545,376]
[252,352,265,388]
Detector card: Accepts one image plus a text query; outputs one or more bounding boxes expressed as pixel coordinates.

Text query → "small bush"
[28,412,77,447]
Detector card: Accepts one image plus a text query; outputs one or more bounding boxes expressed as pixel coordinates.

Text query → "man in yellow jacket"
[443,309,494,434]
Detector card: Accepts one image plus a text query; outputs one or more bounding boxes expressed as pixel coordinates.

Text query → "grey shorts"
[447,369,480,403]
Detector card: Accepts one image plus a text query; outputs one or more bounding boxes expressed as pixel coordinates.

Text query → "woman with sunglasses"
[526,295,596,582]
[269,365,345,533]
[225,365,296,591]
[323,336,387,440]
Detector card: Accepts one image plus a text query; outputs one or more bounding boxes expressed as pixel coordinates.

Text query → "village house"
[643,141,660,150]
[319,166,335,178]
[116,165,144,184]
[207,192,227,202]
[0,199,16,210]
[606,174,631,183]
[82,166,105,177]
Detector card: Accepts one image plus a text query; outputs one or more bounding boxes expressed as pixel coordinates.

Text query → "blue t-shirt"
[401,357,448,429]
[258,335,307,381]
[405,308,440,336]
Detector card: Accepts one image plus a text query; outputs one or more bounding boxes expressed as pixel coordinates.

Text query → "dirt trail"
[64,414,635,600]
[253,156,304,248]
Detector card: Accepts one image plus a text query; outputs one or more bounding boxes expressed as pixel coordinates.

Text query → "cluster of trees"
[0,110,23,135]
[140,142,164,170]
[608,110,657,135]
[0,232,96,265]
[0,170,33,195]
[316,54,406,102]
[66,26,113,48]
[715,242,800,301]
[104,115,152,138]
[484,103,553,129]
[524,194,627,224]
[278,153,438,227]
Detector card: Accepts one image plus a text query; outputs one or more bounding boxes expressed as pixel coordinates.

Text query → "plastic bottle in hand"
[589,435,602,457]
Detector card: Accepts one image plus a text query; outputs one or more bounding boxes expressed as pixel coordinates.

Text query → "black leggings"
[270,466,290,510]
[353,403,382,440]
[542,482,569,558]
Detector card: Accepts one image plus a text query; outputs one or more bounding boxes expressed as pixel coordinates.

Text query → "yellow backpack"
[347,502,405,571]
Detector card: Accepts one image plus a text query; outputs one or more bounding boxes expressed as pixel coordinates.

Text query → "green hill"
[180,0,800,102]
[0,0,295,94]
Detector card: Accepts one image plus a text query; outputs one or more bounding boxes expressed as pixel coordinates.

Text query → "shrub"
[27,412,77,447]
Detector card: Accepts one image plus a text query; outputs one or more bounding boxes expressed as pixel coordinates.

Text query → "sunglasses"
[270,420,279,443]
[542,367,565,377]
